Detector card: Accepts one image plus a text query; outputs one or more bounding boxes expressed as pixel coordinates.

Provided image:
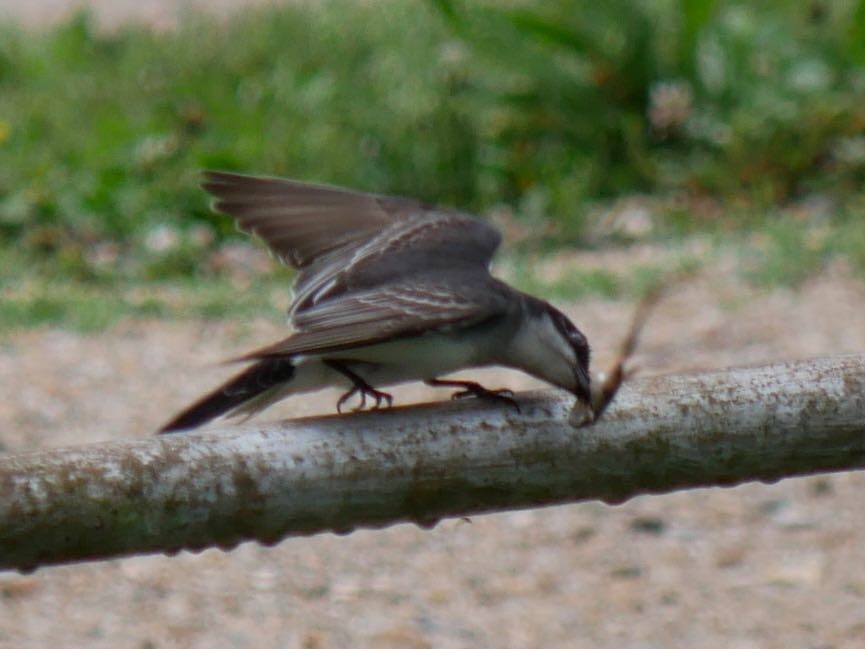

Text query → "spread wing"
[235,275,513,360]
[202,171,502,318]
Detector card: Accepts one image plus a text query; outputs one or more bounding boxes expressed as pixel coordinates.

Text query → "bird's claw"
[336,385,393,413]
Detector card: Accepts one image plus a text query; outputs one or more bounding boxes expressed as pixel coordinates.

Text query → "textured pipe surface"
[1,354,864,572]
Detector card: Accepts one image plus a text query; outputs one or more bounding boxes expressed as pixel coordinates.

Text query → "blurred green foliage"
[433,0,865,234]
[1,0,864,324]
[0,275,287,332]
[0,3,482,283]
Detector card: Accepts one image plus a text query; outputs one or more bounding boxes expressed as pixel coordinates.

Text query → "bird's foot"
[326,360,394,413]
[336,384,393,413]
[426,379,520,412]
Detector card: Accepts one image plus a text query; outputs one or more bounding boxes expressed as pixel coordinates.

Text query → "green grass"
[506,248,703,303]
[0,277,288,333]
[2,1,865,330]
[0,4,479,280]
[0,257,687,334]
[0,224,853,335]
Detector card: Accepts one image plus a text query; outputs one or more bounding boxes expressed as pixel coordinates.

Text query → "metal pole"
[2,354,864,573]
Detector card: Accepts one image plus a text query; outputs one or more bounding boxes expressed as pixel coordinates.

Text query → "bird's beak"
[573,363,592,406]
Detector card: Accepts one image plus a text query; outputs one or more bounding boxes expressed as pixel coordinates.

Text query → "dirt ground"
[2,258,865,649]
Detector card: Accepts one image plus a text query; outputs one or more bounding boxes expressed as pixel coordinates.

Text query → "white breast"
[320,330,485,380]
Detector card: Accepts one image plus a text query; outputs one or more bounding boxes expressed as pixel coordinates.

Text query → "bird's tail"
[158,358,295,433]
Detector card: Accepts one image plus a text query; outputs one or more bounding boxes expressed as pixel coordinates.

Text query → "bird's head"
[543,304,592,404]
[510,298,592,406]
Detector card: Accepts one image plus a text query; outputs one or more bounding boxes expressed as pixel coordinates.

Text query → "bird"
[158,170,593,433]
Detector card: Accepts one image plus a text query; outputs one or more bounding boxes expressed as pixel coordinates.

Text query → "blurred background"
[2,2,865,648]
[2,0,865,326]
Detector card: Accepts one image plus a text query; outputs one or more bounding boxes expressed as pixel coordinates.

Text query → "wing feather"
[203,171,403,267]
[235,276,511,360]
[202,171,503,317]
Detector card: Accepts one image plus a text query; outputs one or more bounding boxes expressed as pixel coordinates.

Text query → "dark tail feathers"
[159,358,295,433]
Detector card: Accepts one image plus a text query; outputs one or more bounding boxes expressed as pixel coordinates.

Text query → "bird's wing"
[234,275,512,360]
[202,171,502,316]
[203,170,411,268]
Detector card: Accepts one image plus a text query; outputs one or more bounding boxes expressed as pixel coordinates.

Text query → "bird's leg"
[324,360,394,413]
[426,378,520,412]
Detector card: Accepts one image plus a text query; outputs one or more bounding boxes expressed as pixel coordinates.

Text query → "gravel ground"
[2,261,865,649]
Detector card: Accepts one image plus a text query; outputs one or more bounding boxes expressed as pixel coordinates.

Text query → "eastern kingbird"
[159,171,594,433]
